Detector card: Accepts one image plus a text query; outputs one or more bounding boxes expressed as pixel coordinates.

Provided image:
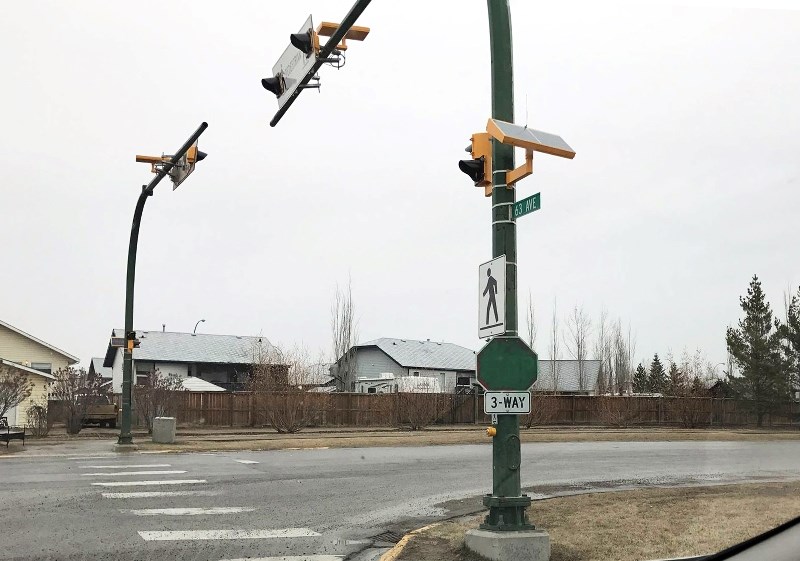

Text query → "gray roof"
[104,329,273,367]
[533,359,602,392]
[360,338,476,371]
[90,357,112,379]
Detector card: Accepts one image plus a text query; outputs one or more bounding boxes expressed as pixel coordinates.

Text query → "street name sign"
[484,391,531,414]
[478,255,506,339]
[512,192,540,219]
[476,336,538,391]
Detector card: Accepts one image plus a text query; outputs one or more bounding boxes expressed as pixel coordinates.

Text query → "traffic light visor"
[262,77,283,96]
[459,157,485,185]
[290,32,313,55]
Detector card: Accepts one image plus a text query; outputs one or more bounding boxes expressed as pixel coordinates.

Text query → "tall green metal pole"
[481,0,532,531]
[117,122,208,446]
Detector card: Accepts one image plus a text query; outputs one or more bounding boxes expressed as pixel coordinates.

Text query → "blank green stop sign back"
[476,336,538,391]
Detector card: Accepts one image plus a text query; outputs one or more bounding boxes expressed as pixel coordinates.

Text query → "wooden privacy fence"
[93,392,800,429]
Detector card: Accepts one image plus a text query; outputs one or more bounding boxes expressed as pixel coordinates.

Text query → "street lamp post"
[117,122,209,447]
[193,319,206,334]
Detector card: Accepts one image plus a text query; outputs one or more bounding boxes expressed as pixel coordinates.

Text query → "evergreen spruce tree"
[633,363,648,393]
[726,275,789,426]
[647,353,667,394]
[666,362,684,396]
[778,286,800,394]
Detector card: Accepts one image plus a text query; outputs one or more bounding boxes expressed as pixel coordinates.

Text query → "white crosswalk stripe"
[121,507,255,516]
[92,479,206,487]
[102,490,220,499]
[138,528,321,541]
[234,459,259,464]
[80,464,171,469]
[82,470,186,476]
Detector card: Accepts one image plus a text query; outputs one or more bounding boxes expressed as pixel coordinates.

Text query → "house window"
[368,387,377,394]
[457,376,470,386]
[31,363,52,374]
[412,371,419,377]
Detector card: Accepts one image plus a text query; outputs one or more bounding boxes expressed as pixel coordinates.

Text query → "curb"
[378,522,442,561]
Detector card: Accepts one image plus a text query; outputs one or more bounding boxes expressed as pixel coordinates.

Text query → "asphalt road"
[2,439,800,561]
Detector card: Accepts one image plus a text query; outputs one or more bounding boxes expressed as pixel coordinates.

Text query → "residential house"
[0,319,79,425]
[102,329,280,393]
[533,359,602,395]
[331,338,478,393]
[88,357,112,382]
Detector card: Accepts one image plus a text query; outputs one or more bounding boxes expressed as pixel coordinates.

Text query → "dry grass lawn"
[134,427,800,453]
[398,481,800,561]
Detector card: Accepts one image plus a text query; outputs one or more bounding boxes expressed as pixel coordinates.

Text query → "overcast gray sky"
[1,0,798,369]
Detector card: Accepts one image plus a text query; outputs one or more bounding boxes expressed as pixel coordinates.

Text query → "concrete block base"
[465,528,550,561]
[152,417,176,444]
[113,443,139,452]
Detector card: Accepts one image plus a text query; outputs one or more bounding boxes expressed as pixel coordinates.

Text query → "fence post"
[571,395,576,425]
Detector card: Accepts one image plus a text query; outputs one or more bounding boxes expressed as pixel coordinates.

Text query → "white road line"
[82,470,186,476]
[80,464,171,469]
[221,557,344,561]
[102,490,219,499]
[68,456,115,460]
[138,528,321,541]
[121,507,255,516]
[92,479,206,487]
[234,459,259,464]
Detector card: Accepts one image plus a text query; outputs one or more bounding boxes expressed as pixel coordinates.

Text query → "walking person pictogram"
[483,268,498,325]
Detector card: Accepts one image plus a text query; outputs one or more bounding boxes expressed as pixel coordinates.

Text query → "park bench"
[0,417,25,448]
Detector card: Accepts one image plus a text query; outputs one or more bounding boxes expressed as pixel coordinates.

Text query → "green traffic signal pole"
[481,0,532,531]
[117,122,209,446]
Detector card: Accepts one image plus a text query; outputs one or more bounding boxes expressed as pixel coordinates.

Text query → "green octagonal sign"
[476,336,538,391]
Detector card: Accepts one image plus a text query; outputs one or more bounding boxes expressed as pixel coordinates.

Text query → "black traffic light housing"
[459,157,486,185]
[290,31,314,56]
[261,75,285,97]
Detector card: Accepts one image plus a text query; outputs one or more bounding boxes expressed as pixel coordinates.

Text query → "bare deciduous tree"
[399,378,445,431]
[0,365,33,421]
[132,368,183,434]
[524,393,559,427]
[595,395,642,427]
[668,348,713,427]
[526,290,537,352]
[331,279,358,391]
[594,309,612,394]
[49,366,105,435]
[565,305,592,391]
[549,299,561,391]
[248,345,320,433]
[609,319,636,395]
[26,398,51,437]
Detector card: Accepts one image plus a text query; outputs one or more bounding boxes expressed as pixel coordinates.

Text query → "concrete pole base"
[113,443,139,452]
[465,528,550,561]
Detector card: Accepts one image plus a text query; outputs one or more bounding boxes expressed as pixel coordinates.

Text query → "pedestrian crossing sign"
[478,255,506,339]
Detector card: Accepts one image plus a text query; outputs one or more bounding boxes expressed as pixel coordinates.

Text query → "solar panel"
[487,118,576,159]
